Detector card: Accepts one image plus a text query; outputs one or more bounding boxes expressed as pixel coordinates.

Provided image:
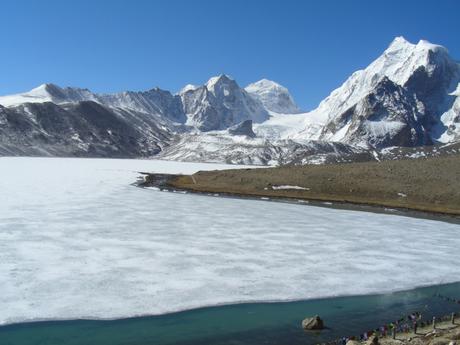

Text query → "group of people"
[321,293,460,345]
[329,311,423,345]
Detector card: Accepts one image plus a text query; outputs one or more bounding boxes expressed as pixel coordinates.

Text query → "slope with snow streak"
[435,83,460,143]
[0,83,97,107]
[158,129,370,165]
[1,157,460,325]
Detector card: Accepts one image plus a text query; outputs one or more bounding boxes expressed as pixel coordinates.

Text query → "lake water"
[0,157,459,343]
[1,283,460,345]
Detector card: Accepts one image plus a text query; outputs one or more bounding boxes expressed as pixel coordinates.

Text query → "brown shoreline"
[138,181,460,227]
[139,155,460,222]
[170,155,460,216]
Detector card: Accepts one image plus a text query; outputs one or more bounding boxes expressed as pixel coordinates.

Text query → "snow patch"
[272,185,310,190]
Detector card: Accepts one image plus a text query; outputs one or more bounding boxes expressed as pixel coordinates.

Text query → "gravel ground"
[167,155,460,216]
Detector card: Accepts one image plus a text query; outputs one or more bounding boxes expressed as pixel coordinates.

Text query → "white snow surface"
[179,84,199,93]
[254,111,325,141]
[272,185,309,190]
[1,157,460,325]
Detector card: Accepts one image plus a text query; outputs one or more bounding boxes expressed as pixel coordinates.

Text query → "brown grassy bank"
[167,155,460,216]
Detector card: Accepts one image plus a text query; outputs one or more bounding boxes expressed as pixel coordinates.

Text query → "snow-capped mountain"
[0,75,274,157]
[245,79,301,114]
[1,37,459,164]
[295,37,460,148]
[180,74,269,131]
[0,83,186,123]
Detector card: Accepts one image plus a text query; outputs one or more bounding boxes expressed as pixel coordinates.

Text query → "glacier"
[1,157,460,325]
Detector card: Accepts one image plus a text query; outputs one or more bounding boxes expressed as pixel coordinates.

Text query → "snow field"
[1,157,459,325]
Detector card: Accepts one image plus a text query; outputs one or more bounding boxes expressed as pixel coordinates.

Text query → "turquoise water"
[1,283,460,345]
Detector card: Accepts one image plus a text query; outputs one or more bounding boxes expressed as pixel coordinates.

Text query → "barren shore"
[143,155,460,218]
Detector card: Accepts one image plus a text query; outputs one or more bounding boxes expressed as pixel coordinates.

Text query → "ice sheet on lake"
[0,157,459,325]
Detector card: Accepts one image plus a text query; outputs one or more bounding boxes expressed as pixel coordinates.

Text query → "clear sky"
[1,0,459,110]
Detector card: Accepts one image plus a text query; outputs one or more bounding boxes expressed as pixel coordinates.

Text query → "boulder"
[301,315,324,330]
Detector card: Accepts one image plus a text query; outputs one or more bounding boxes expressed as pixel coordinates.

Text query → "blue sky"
[1,0,459,110]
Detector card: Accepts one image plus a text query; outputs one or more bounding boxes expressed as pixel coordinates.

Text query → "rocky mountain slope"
[158,132,372,165]
[179,75,269,131]
[0,101,172,157]
[0,37,459,164]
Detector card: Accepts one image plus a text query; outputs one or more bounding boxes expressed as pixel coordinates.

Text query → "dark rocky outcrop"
[228,120,256,138]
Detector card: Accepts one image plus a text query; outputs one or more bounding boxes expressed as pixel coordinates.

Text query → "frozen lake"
[0,157,459,326]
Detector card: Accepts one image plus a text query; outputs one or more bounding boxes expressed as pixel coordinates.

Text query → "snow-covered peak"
[372,37,454,87]
[245,79,286,96]
[386,36,412,51]
[205,74,237,95]
[384,36,447,57]
[245,79,300,114]
[206,74,233,86]
[0,83,99,107]
[31,83,57,93]
[0,83,57,107]
[416,39,448,53]
[295,37,459,141]
[27,83,62,99]
[203,74,246,103]
[247,79,281,89]
[180,84,199,94]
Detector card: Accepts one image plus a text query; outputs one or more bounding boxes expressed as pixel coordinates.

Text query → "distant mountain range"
[1,37,459,164]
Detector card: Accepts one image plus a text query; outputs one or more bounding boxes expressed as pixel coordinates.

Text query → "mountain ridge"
[1,37,459,164]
